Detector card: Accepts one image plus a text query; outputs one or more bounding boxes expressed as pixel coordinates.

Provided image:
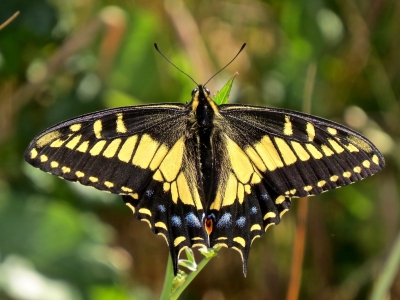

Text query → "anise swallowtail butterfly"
[24,45,384,275]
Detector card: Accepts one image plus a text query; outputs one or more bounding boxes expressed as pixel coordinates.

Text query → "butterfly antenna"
[154,43,198,86]
[204,43,246,87]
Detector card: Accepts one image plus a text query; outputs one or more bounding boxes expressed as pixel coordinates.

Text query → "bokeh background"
[0,0,399,299]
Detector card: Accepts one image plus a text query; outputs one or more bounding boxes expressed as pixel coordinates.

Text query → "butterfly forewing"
[219,105,384,199]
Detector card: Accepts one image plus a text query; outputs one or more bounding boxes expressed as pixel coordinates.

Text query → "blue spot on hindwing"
[171,215,182,227]
[145,189,154,197]
[216,213,232,228]
[157,205,166,213]
[250,206,258,215]
[236,216,246,227]
[260,194,269,201]
[185,213,201,228]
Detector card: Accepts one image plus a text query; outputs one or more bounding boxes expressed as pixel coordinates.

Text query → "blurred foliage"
[0,0,399,299]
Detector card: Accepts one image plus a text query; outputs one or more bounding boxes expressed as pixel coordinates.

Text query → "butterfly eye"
[191,88,198,97]
[205,88,211,95]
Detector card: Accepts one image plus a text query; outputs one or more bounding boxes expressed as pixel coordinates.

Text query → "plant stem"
[159,255,175,300]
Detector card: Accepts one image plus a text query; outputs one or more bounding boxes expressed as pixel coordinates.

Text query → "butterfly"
[24,44,385,275]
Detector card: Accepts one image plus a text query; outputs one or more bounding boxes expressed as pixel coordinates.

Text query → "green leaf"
[212,72,238,105]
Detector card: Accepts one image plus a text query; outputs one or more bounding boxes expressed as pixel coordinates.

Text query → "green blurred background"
[0,0,398,299]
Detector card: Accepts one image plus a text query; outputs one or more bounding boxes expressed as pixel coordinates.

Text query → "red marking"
[205,218,213,235]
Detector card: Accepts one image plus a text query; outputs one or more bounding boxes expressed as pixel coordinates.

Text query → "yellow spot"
[153,170,163,181]
[304,185,313,192]
[36,131,61,148]
[89,140,107,156]
[343,172,351,178]
[330,175,339,182]
[283,115,293,135]
[291,142,310,161]
[306,122,315,141]
[93,120,102,139]
[62,166,70,173]
[174,236,186,247]
[290,189,296,195]
[77,141,89,153]
[177,173,194,206]
[141,219,152,229]
[69,124,82,132]
[306,144,323,159]
[216,237,228,241]
[50,139,66,148]
[321,145,334,156]
[232,247,243,261]
[251,224,261,231]
[30,148,38,159]
[353,166,362,173]
[159,137,184,182]
[149,144,169,170]
[328,139,344,153]
[171,181,178,204]
[233,237,246,247]
[346,143,359,152]
[275,137,297,165]
[66,135,82,150]
[50,161,59,168]
[251,173,261,184]
[155,222,168,230]
[327,127,337,135]
[363,160,371,168]
[116,113,127,133]
[104,181,114,188]
[163,182,170,192]
[347,136,372,152]
[251,235,261,245]
[280,209,289,218]
[132,134,159,169]
[226,136,253,183]
[317,180,326,187]
[192,237,204,241]
[131,193,139,199]
[222,172,238,207]
[237,183,245,204]
[264,212,277,220]
[265,223,276,232]
[139,208,152,216]
[158,232,169,245]
[372,155,379,165]
[210,190,222,210]
[244,184,251,194]
[40,155,48,162]
[75,171,84,178]
[245,146,266,172]
[103,139,122,158]
[118,135,138,163]
[126,203,135,214]
[275,196,285,204]
[89,176,98,182]
[254,136,284,171]
[213,243,228,249]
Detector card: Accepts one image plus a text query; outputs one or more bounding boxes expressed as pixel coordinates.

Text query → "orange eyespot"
[205,218,213,235]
